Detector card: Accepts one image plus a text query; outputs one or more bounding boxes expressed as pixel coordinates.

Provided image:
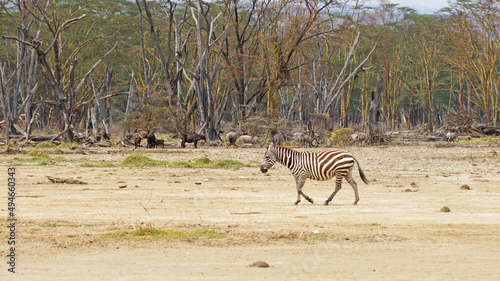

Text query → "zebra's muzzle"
[260,165,268,173]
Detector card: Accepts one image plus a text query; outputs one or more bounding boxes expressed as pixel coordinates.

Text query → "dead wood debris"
[47,176,87,185]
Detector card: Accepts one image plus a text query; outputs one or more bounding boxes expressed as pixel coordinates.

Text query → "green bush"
[35,142,57,149]
[330,128,354,147]
[100,227,224,240]
[122,155,166,167]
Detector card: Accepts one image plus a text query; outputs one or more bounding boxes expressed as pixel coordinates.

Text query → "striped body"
[261,143,368,205]
[274,148,356,181]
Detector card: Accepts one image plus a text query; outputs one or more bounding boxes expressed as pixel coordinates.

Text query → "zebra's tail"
[353,157,369,184]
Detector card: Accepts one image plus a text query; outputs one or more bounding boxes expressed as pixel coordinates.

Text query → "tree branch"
[74,42,117,95]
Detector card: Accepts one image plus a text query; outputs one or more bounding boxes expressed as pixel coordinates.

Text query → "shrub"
[330,128,354,147]
[35,142,57,149]
[122,155,166,167]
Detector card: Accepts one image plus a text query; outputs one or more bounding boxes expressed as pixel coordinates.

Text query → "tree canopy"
[1,0,499,144]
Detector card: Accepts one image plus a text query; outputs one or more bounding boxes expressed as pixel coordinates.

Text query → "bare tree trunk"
[140,0,175,101]
[0,62,11,148]
[90,107,98,138]
[90,76,109,139]
[367,75,383,142]
[103,65,112,136]
[182,0,231,141]
[122,71,135,138]
[322,33,378,115]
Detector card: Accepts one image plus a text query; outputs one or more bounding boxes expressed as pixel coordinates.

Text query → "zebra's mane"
[273,145,347,158]
[273,145,300,162]
[274,145,296,152]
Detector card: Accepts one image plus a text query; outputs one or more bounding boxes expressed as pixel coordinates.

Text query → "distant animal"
[155,139,164,148]
[133,134,142,149]
[350,132,369,143]
[303,135,317,147]
[273,133,284,145]
[102,132,110,141]
[236,135,259,144]
[181,132,206,148]
[260,143,369,205]
[445,132,458,142]
[483,128,500,136]
[226,132,238,145]
[294,132,305,147]
[147,131,156,148]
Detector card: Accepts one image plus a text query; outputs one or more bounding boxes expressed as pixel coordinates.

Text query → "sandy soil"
[1,143,500,280]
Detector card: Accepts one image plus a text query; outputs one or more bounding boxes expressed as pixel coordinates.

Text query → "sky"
[380,0,450,9]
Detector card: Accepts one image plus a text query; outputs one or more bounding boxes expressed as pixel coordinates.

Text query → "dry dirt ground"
[1,143,500,280]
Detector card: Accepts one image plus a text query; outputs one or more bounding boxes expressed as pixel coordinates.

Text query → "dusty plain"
[1,142,500,280]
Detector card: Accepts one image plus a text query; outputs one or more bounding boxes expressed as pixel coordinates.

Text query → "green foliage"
[82,155,249,169]
[4,0,500,137]
[168,157,249,169]
[35,142,57,149]
[13,151,76,165]
[459,137,500,145]
[14,151,53,165]
[121,155,166,167]
[100,227,224,240]
[330,128,354,147]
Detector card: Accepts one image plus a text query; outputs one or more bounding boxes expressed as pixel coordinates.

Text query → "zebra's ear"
[268,143,274,150]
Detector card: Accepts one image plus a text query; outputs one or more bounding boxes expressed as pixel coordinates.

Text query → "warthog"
[226,132,238,145]
[155,139,164,148]
[445,132,458,142]
[133,134,142,149]
[181,132,206,148]
[350,132,369,143]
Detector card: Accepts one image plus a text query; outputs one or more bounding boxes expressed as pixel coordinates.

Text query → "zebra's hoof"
[323,201,329,206]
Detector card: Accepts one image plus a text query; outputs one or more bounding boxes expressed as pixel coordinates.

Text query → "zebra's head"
[260,143,277,173]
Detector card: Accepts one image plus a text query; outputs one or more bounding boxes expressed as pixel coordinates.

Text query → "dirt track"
[1,143,500,280]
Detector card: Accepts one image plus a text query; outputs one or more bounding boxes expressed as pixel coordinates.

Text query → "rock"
[460,184,471,190]
[440,206,451,212]
[249,261,270,268]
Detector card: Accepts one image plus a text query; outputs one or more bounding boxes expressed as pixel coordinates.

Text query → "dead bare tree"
[222,0,261,125]
[367,75,384,141]
[3,0,117,142]
[0,1,40,147]
[320,32,378,115]
[180,0,232,141]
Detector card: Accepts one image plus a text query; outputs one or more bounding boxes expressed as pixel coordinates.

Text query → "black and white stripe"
[261,143,369,205]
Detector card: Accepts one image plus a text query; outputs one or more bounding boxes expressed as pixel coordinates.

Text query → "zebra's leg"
[324,174,343,205]
[345,169,359,205]
[294,176,313,205]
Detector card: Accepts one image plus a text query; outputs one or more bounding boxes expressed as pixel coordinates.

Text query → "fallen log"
[47,176,87,185]
[7,134,60,141]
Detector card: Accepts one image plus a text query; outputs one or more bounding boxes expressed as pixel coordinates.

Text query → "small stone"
[249,261,270,268]
[440,206,451,212]
[460,184,471,190]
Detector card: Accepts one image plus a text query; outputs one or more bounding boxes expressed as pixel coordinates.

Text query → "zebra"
[260,143,369,205]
